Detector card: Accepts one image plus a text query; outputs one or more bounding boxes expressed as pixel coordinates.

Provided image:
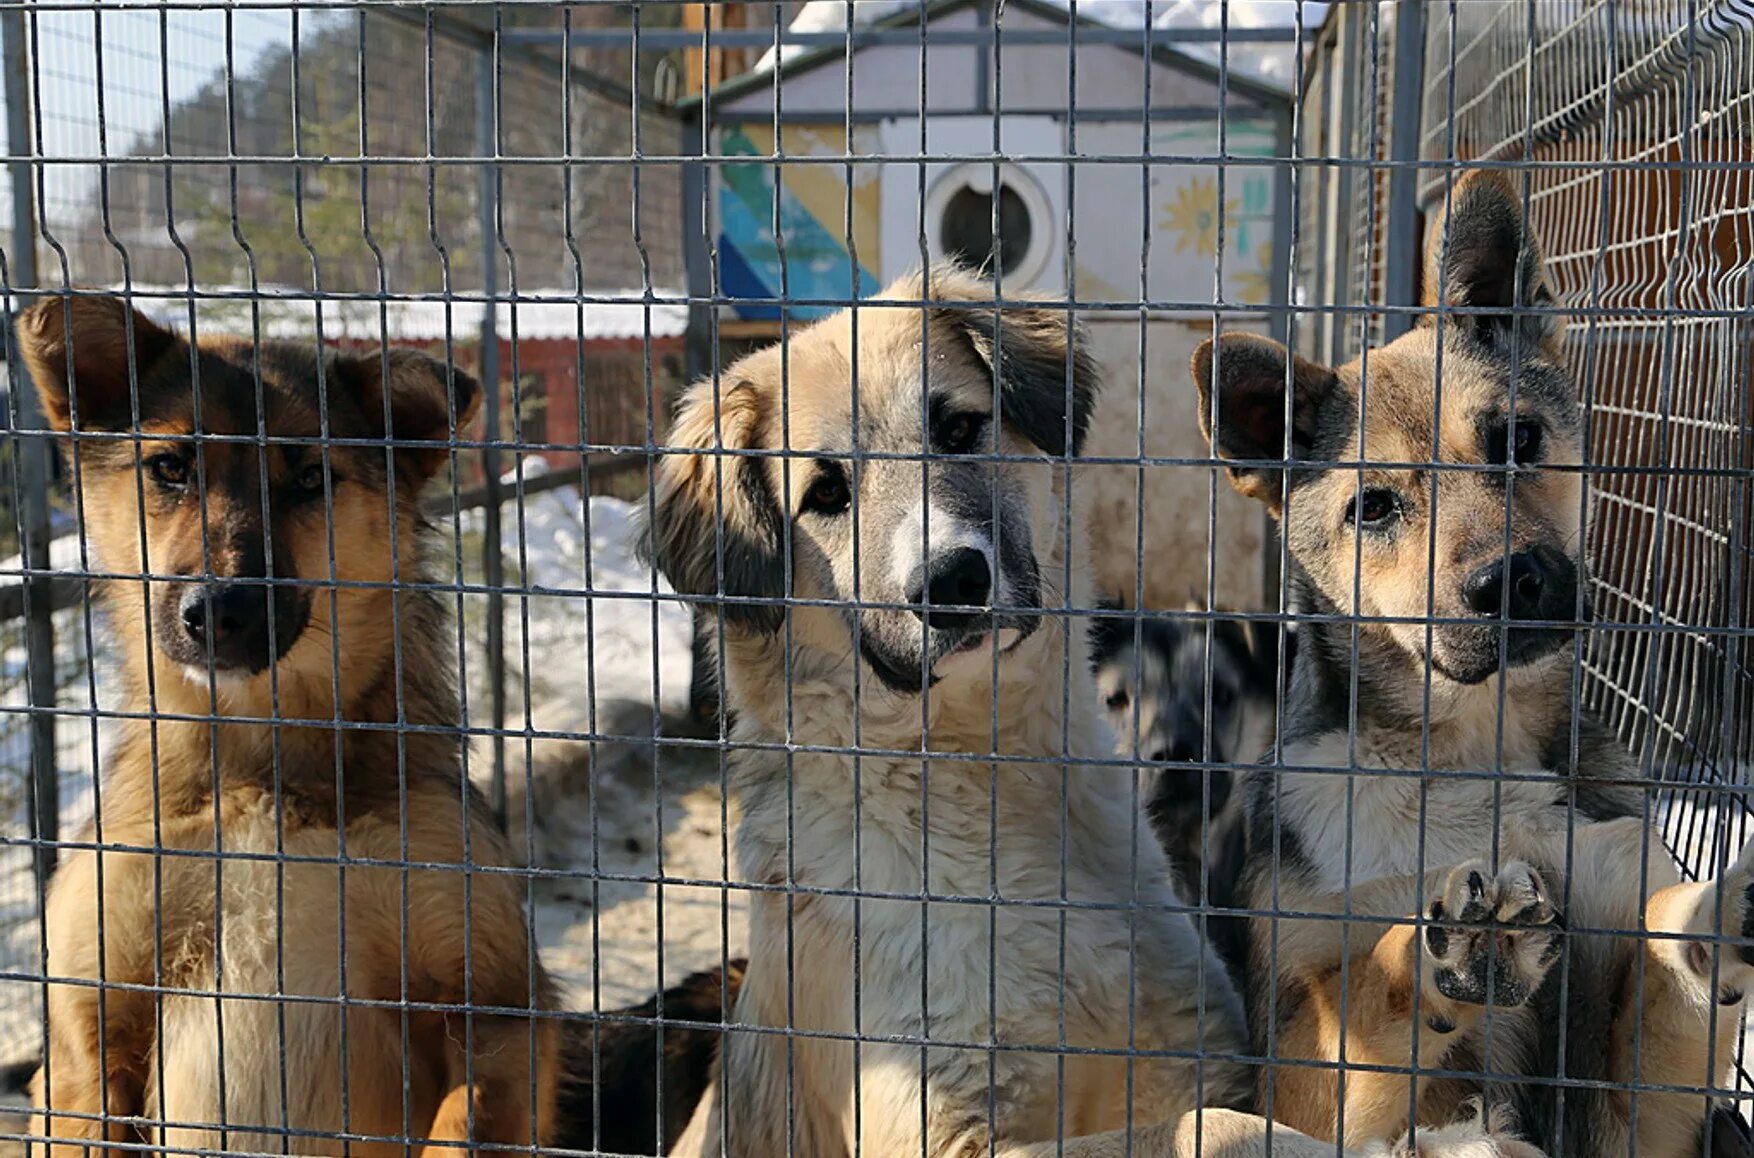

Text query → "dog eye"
[1512,420,1543,464]
[1344,487,1398,529]
[146,452,189,489]
[801,467,851,517]
[295,463,328,495]
[938,412,985,456]
[1105,689,1130,712]
[1211,683,1236,710]
[1487,418,1544,466]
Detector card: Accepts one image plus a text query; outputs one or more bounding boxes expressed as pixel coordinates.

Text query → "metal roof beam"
[499,26,1303,50]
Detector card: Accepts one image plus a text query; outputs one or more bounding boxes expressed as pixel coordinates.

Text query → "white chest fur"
[144,808,415,1155]
[1277,725,1565,893]
[717,659,1251,1149]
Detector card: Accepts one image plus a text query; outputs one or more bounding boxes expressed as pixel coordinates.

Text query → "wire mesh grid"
[1414,0,1754,861]
[0,2,1751,1156]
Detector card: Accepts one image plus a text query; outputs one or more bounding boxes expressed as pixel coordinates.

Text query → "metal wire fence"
[1,2,1751,1156]
[1421,0,1754,862]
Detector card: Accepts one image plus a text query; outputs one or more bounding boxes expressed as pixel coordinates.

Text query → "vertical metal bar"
[679,107,719,724]
[1329,7,1363,363]
[1262,104,1295,609]
[681,109,713,387]
[476,46,506,823]
[2,1,56,885]
[1382,0,1427,343]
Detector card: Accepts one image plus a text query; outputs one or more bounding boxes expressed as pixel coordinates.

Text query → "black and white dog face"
[647,265,1099,699]
[1091,612,1284,770]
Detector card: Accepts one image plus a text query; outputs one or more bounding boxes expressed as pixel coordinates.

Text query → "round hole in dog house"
[926,163,1053,286]
[937,181,1033,278]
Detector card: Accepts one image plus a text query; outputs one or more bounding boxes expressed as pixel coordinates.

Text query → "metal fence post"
[679,107,720,725]
[1263,103,1296,609]
[3,0,57,885]
[476,44,506,822]
[1382,0,1427,343]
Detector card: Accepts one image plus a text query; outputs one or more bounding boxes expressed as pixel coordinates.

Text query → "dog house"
[681,0,1297,609]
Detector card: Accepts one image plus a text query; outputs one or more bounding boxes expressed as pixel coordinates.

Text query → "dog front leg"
[1264,862,1560,1150]
[1527,813,1742,1158]
[29,984,150,1158]
[664,1019,845,1158]
[667,1072,720,1158]
[421,1010,558,1158]
[30,846,157,1158]
[1612,854,1754,1158]
[1263,921,1479,1147]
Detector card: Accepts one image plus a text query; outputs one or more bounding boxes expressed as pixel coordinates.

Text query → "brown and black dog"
[1188,170,1754,1156]
[18,295,558,1158]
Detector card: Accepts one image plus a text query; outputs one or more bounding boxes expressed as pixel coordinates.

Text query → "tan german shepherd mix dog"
[18,296,557,1158]
[645,266,1259,1157]
[1184,170,1754,1156]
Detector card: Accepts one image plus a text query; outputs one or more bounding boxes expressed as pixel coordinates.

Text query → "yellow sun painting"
[1158,176,1240,258]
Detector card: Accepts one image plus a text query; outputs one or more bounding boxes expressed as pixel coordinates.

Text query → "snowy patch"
[462,488,693,726]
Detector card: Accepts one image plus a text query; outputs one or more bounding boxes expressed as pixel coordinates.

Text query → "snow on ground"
[466,483,694,722]
[455,484,749,1008]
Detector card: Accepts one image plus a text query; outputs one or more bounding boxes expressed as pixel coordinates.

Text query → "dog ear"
[1423,169,1562,353]
[642,376,785,635]
[1087,611,1134,672]
[927,264,1101,457]
[1190,332,1338,515]
[14,295,180,431]
[331,347,482,483]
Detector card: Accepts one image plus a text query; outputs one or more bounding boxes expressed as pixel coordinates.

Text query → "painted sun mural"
[1159,177,1239,259]
[1147,122,1277,306]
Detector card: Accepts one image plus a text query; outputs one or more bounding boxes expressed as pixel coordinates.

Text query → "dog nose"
[1463,552,1548,619]
[180,582,270,650]
[907,546,992,628]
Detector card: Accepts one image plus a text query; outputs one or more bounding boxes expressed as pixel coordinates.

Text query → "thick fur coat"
[20,297,558,1158]
[646,266,1253,1157]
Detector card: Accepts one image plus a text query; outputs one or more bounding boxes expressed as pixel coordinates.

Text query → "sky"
[2,5,299,232]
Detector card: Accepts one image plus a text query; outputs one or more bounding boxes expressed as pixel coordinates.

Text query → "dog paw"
[1424,860,1560,1008]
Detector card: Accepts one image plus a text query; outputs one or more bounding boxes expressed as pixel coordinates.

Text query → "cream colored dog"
[647,266,1254,1156]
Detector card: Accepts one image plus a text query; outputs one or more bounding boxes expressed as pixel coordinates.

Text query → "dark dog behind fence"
[0,2,1751,1155]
